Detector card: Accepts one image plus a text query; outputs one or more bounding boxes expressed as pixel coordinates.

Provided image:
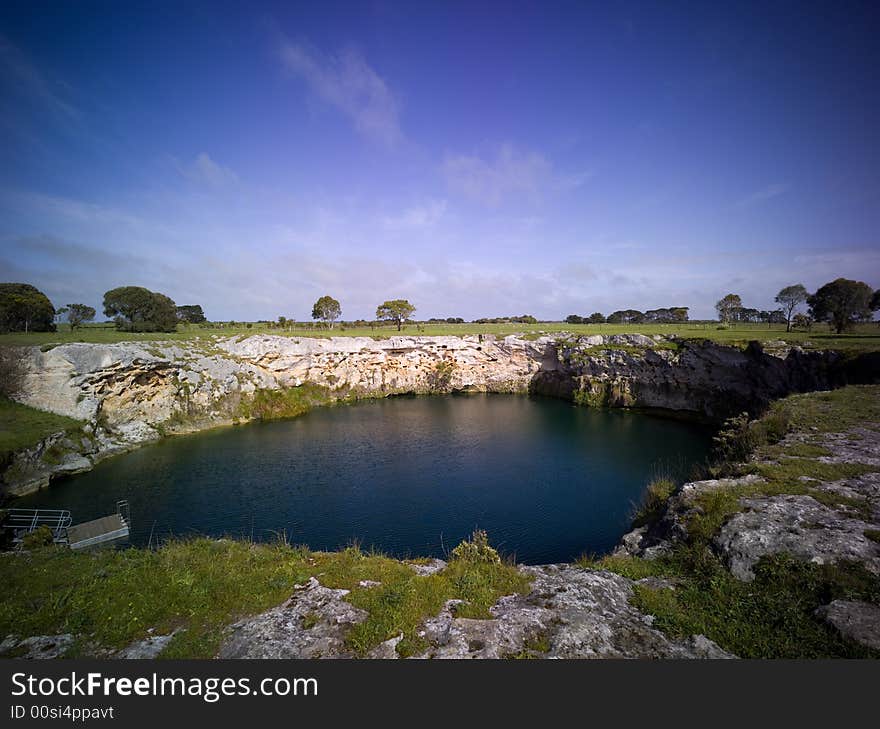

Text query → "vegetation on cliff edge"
[0,531,529,659]
[582,384,880,658]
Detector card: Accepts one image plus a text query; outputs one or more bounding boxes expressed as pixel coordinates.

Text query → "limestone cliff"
[2,333,872,496]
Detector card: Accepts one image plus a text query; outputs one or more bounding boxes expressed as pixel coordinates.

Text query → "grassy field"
[2,320,879,351]
[0,398,81,458]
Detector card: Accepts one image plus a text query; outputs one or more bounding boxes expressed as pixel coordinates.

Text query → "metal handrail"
[3,508,72,542]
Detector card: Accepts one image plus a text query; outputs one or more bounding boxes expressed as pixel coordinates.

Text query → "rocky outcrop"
[218,576,368,659]
[4,333,874,496]
[218,563,732,660]
[0,634,74,659]
[716,493,880,580]
[617,423,880,583]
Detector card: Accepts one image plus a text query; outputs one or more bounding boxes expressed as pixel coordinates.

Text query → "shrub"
[21,525,54,550]
[450,529,501,564]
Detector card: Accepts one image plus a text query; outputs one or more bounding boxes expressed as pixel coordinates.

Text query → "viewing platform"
[3,501,130,550]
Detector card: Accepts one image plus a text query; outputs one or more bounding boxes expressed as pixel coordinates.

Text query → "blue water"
[15,395,711,563]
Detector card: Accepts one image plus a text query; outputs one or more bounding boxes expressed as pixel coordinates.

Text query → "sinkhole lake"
[18,395,712,564]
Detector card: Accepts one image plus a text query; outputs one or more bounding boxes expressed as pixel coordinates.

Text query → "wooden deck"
[66,514,130,550]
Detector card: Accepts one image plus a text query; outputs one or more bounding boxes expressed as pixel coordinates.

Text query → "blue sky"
[1,0,878,321]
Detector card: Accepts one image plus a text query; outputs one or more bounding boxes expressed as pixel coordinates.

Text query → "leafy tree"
[66,303,96,330]
[774,284,809,332]
[565,314,584,324]
[792,313,813,331]
[670,307,689,322]
[644,307,690,323]
[55,306,69,326]
[376,299,416,331]
[587,312,606,323]
[311,295,342,329]
[871,289,880,313]
[176,304,206,324]
[0,283,55,333]
[715,293,742,323]
[103,286,177,332]
[607,309,644,324]
[808,278,874,334]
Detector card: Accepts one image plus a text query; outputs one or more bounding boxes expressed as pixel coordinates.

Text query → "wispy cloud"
[382,199,447,229]
[733,182,790,209]
[279,41,402,146]
[442,144,590,207]
[174,153,239,186]
[0,35,81,123]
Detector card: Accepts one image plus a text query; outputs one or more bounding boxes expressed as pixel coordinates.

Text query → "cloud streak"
[0,35,81,123]
[279,42,402,146]
[174,153,239,186]
[733,182,790,209]
[442,144,590,207]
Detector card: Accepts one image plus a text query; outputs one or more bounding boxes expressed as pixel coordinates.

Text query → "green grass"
[631,477,677,528]
[236,383,334,422]
[589,384,880,657]
[2,321,879,351]
[0,397,82,459]
[762,385,880,434]
[0,533,530,659]
[629,549,880,658]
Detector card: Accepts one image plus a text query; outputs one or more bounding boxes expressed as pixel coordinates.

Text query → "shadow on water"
[14,394,712,564]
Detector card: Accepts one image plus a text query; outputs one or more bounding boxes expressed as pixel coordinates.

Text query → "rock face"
[218,564,733,660]
[4,333,873,496]
[538,336,845,420]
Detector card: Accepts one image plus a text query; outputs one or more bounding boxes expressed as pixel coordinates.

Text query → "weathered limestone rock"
[543,336,843,420]
[115,631,179,659]
[406,558,447,576]
[816,600,880,650]
[218,577,367,659]
[716,495,880,580]
[415,565,732,659]
[218,567,733,660]
[0,634,74,659]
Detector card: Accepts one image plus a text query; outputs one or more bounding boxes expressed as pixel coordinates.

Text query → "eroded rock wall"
[4,333,869,496]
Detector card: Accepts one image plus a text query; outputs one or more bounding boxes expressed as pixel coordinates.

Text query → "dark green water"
[16,395,711,564]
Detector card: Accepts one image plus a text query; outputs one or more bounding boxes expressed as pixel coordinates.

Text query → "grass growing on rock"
[0,398,82,459]
[631,477,676,528]
[316,532,530,656]
[588,384,880,658]
[629,550,880,659]
[235,383,333,421]
[0,531,529,659]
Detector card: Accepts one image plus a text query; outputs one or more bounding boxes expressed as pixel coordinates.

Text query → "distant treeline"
[1,276,878,335]
[566,307,690,324]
